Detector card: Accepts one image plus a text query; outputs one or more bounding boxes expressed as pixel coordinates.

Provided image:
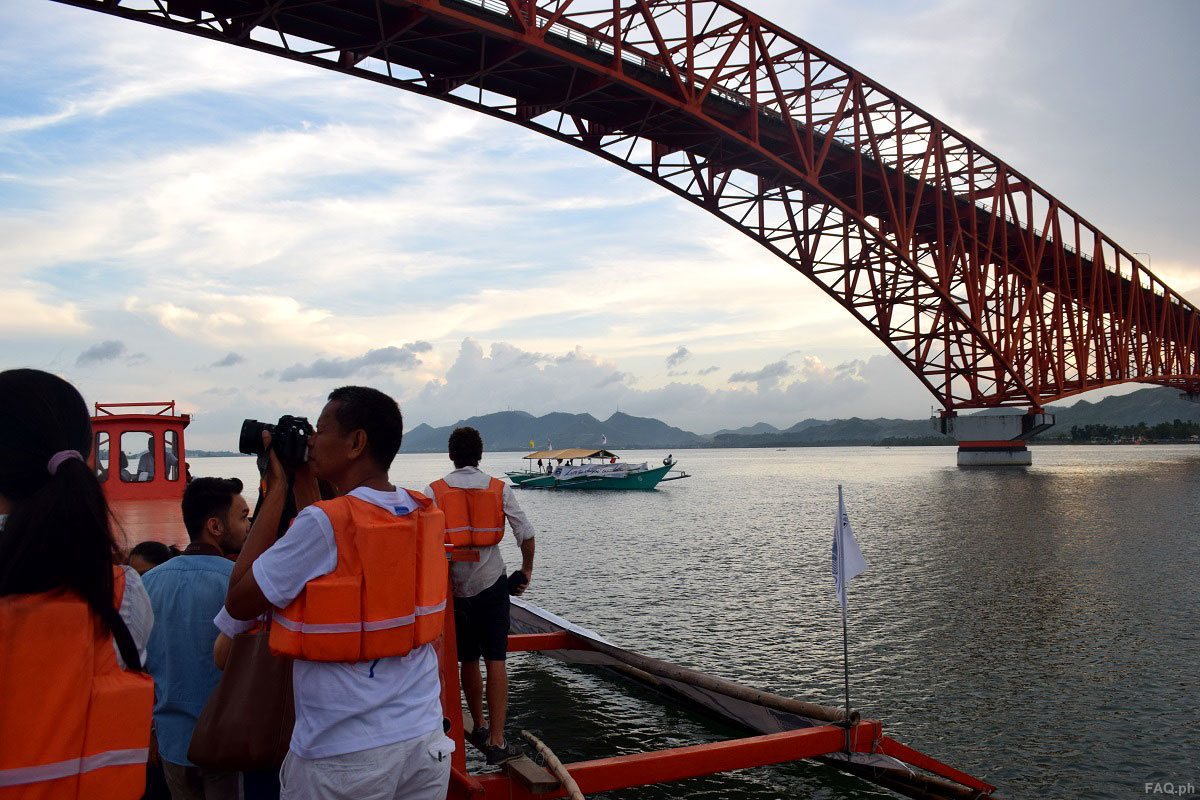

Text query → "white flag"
[832,487,867,609]
[601,433,607,445]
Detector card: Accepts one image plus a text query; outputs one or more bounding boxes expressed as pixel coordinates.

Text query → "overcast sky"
[3,1,1198,448]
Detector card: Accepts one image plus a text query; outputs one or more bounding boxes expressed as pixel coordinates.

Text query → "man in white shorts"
[222,386,452,800]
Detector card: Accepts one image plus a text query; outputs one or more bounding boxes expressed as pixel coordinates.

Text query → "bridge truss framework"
[53,0,1200,411]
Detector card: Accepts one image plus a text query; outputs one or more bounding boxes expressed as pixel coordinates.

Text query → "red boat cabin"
[89,401,190,549]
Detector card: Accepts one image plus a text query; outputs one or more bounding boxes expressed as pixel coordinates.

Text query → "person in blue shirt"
[143,476,250,800]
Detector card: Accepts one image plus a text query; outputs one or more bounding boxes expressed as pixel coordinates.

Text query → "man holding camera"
[222,386,453,800]
[425,426,535,765]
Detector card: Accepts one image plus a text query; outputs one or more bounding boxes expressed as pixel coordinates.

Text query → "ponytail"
[0,369,125,643]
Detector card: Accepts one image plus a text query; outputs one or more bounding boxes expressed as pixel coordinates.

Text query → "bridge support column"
[934,412,1055,467]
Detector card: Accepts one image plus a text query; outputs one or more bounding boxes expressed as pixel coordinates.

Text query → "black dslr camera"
[238,415,314,466]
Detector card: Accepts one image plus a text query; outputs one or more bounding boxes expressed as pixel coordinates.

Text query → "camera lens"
[237,419,274,456]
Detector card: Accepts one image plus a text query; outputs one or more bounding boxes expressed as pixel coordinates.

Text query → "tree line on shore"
[1062,420,1200,443]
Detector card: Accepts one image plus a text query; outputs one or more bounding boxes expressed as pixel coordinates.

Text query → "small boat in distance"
[507,448,690,490]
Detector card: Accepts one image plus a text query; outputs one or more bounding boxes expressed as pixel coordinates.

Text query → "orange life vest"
[269,492,448,662]
[429,477,506,547]
[0,566,154,800]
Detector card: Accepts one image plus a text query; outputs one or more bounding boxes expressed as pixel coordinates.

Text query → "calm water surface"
[190,445,1200,799]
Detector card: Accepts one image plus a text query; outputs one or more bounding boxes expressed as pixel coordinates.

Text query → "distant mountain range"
[402,410,706,453]
[1040,387,1200,429]
[710,417,937,448]
[399,387,1200,452]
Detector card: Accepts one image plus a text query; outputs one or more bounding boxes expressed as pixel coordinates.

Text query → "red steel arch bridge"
[56,0,1200,443]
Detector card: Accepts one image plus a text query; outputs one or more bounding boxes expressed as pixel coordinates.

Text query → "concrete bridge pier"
[934,411,1056,466]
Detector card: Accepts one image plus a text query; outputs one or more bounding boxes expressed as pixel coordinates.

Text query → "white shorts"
[280,727,453,800]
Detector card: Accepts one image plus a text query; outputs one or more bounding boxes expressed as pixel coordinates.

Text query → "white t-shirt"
[116,565,154,669]
[224,486,443,760]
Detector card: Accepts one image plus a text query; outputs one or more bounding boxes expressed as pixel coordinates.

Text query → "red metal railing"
[94,401,178,416]
[52,0,1200,409]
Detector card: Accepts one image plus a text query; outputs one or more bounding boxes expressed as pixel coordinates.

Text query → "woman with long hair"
[0,368,155,799]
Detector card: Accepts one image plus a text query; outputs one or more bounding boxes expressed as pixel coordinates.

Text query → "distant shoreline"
[183,385,1200,453]
[184,439,1199,457]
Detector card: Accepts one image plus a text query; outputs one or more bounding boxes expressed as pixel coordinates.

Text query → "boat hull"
[511,462,674,490]
[505,470,545,485]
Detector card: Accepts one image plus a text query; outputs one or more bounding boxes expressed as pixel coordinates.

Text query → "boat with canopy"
[507,448,690,490]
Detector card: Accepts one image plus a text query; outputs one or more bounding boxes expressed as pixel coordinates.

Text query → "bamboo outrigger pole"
[520,730,585,800]
[575,635,858,724]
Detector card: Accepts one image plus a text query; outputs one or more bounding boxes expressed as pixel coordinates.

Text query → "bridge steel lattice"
[56,0,1200,411]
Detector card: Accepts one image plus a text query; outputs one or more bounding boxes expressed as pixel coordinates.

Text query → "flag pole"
[838,484,851,753]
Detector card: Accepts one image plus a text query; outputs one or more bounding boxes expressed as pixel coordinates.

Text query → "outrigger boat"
[507,449,690,490]
[443,598,998,799]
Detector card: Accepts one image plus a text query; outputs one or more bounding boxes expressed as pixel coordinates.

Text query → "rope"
[518,730,585,800]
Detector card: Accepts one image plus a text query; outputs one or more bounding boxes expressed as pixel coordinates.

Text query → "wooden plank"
[463,709,560,793]
[505,757,561,793]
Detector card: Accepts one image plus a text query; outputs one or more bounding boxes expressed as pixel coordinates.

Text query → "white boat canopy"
[523,448,618,460]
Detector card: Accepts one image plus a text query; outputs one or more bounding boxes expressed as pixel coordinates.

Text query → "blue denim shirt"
[142,553,234,766]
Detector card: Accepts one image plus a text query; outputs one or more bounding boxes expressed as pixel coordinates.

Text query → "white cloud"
[0,287,88,333]
[0,7,375,135]
[406,339,931,434]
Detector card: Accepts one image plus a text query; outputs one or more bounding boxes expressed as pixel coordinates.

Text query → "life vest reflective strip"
[271,603,448,635]
[269,492,448,663]
[429,477,506,547]
[0,750,150,788]
[0,566,154,800]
